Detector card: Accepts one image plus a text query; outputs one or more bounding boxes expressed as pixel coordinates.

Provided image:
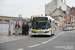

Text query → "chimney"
[72,6,75,8]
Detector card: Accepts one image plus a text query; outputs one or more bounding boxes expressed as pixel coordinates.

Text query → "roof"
[50,8,66,16]
[67,5,71,8]
[0,16,18,18]
[47,16,55,20]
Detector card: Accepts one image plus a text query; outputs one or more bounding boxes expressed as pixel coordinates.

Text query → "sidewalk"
[0,32,13,36]
[0,29,62,43]
[0,35,29,43]
[0,33,8,35]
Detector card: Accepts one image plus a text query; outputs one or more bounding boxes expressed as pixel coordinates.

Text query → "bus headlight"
[49,30,50,31]
[31,30,36,33]
[31,30,32,32]
[44,30,50,33]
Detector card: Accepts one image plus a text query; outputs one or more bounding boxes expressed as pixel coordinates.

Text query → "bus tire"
[31,35,34,37]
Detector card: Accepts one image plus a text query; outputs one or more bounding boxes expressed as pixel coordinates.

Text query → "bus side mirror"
[50,20,51,23]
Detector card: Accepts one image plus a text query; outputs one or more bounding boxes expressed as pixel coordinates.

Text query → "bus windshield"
[32,21,50,29]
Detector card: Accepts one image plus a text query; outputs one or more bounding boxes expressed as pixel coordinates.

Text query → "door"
[0,24,9,35]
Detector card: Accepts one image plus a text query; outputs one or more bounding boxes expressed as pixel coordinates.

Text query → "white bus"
[29,16,55,36]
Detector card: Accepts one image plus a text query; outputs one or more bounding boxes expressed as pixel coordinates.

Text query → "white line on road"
[48,39,52,41]
[28,44,41,48]
[42,41,48,44]
[0,37,29,43]
[51,32,64,40]
[28,32,64,48]
[18,48,24,50]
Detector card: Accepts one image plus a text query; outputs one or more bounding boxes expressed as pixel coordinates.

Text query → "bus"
[29,16,55,36]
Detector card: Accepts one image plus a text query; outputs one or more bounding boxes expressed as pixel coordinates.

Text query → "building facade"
[0,16,17,35]
[70,7,75,24]
[63,6,71,24]
[45,0,75,30]
[0,16,28,35]
[45,0,67,30]
[45,0,67,16]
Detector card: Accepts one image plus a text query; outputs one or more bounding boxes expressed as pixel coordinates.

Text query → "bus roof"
[31,16,55,21]
[46,16,55,21]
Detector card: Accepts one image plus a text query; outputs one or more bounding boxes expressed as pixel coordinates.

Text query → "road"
[0,30,75,50]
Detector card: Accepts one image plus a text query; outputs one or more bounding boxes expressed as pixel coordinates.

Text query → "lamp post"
[8,22,11,36]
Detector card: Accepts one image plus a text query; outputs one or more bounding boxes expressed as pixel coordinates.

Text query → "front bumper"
[30,32,51,35]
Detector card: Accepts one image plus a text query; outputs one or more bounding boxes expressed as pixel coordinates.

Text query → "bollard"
[8,22,11,36]
[9,31,11,36]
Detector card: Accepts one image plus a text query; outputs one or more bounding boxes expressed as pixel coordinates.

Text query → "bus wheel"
[31,35,34,37]
[48,35,51,37]
[34,35,38,37]
[31,35,37,37]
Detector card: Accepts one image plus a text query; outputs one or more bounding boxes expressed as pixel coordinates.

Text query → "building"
[0,16,17,23]
[45,0,67,16]
[45,0,75,30]
[0,16,17,35]
[70,7,75,24]
[63,6,71,24]
[50,8,65,26]
[45,0,67,30]
[0,16,28,35]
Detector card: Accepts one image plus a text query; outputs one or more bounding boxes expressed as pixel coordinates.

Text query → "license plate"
[38,31,43,33]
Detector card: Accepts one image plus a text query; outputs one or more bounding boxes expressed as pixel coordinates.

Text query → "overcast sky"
[0,0,75,18]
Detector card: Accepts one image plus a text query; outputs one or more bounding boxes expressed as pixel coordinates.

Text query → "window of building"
[4,20,10,22]
[64,20,66,24]
[63,11,66,14]
[64,16,66,19]
[0,19,3,22]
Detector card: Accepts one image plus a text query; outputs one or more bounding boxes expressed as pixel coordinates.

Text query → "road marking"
[28,44,41,48]
[42,41,48,44]
[48,32,64,42]
[18,48,24,50]
[51,32,64,40]
[48,39,52,41]
[28,32,64,48]
[0,37,30,43]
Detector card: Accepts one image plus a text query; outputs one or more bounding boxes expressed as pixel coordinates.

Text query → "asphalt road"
[0,30,75,50]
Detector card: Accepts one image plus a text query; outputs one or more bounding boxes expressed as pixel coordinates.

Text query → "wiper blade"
[42,28,45,29]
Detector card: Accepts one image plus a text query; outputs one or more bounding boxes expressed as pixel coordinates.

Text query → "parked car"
[73,26,75,30]
[63,27,70,31]
[73,25,75,30]
[69,27,73,30]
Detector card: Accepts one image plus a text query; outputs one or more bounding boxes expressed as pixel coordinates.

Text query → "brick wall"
[63,6,71,24]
